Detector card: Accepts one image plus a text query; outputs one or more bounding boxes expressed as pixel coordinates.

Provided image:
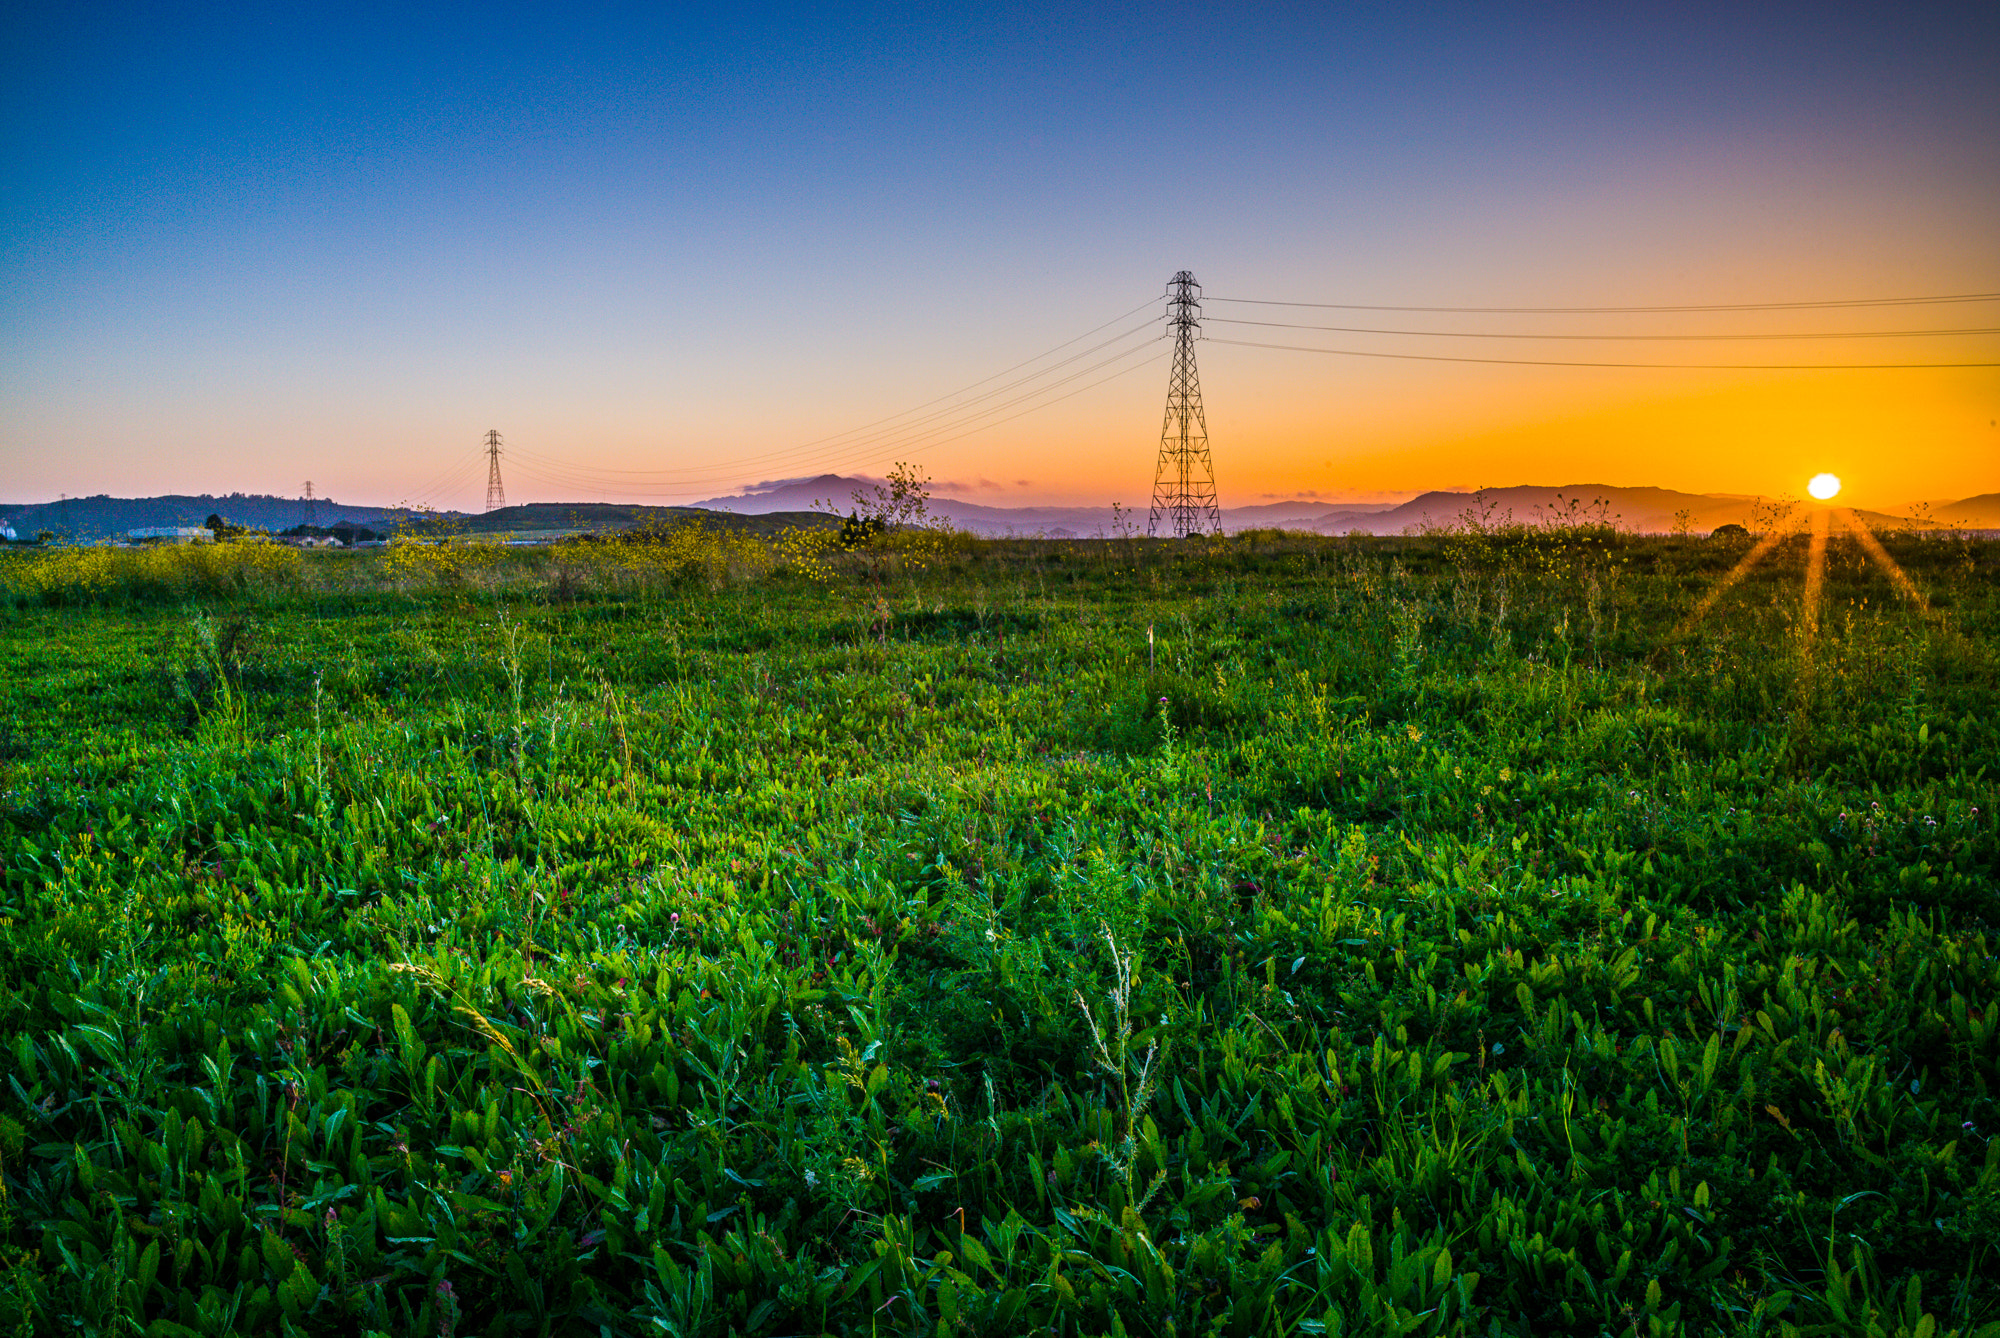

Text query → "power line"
[394,296,1165,507]
[524,298,1159,483]
[400,455,485,509]
[748,346,1170,482]
[1205,316,2000,341]
[501,349,1170,502]
[502,325,1166,491]
[509,345,1167,498]
[400,281,2000,512]
[802,294,1162,438]
[402,449,483,502]
[1205,290,2000,314]
[504,312,1163,483]
[1205,335,2000,370]
[720,337,1166,475]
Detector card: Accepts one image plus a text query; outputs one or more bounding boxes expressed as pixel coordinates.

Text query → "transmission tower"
[1148,271,1220,538]
[483,430,506,511]
[302,481,317,528]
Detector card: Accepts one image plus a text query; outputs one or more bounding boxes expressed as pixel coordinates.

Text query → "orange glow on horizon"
[1163,353,1998,512]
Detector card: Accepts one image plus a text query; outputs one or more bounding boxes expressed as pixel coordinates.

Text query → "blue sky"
[5,2,1996,509]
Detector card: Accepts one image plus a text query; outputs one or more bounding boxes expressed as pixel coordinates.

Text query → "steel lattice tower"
[483,430,507,511]
[1148,271,1220,538]
[302,480,317,528]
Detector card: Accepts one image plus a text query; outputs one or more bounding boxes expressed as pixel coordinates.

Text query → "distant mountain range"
[0,493,392,542]
[693,475,1412,536]
[1933,493,2000,527]
[693,476,1992,536]
[1289,485,1905,537]
[0,494,833,542]
[7,482,1994,542]
[430,503,830,538]
[692,475,1186,536]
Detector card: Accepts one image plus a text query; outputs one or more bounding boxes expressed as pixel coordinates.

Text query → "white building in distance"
[128,527,213,543]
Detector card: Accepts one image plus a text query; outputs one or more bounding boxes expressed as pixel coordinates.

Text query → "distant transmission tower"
[483,430,506,511]
[1148,271,1220,537]
[302,480,317,528]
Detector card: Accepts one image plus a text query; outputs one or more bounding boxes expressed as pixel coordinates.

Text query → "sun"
[1808,473,1842,501]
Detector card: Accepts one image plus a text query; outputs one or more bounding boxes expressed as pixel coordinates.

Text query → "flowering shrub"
[0,540,303,605]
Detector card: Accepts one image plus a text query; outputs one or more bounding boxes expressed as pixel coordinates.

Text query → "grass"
[0,524,1995,1336]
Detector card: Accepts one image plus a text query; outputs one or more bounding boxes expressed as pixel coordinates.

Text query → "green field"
[1,527,1996,1337]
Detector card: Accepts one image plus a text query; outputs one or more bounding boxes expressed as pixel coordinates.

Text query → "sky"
[4,1,1997,513]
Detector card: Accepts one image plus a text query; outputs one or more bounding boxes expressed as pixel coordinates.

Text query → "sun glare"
[1808,473,1842,500]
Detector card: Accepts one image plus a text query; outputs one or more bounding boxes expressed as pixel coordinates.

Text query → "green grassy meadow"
[1,526,1996,1337]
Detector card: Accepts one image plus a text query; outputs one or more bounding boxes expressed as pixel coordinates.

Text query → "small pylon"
[302,481,317,528]
[483,430,506,511]
[1148,271,1220,537]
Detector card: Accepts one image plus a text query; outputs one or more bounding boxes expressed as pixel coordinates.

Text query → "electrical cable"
[398,456,484,509]
[507,297,1163,481]
[762,338,1165,468]
[1204,291,2000,314]
[407,281,2000,510]
[1205,335,2000,370]
[396,295,1163,506]
[772,344,1170,480]
[1205,317,2000,341]
[499,349,1171,502]
[397,453,483,507]
[506,312,1164,482]
[502,331,1166,492]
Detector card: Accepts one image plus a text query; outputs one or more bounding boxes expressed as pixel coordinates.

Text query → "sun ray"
[1649,498,1931,774]
[1802,508,1829,635]
[1794,507,1830,703]
[1836,509,1931,612]
[1663,511,1810,645]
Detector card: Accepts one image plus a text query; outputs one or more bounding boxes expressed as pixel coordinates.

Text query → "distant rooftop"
[128,527,212,541]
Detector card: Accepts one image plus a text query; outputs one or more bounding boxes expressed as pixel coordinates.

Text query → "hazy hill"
[1933,493,2000,527]
[693,475,1404,535]
[0,495,838,543]
[1313,484,1915,536]
[434,500,832,536]
[1222,498,1403,527]
[442,503,834,538]
[7,483,1989,544]
[0,493,389,541]
[694,477,1947,537]
[694,475,1116,535]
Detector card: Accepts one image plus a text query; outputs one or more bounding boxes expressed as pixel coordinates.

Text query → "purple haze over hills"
[692,476,1973,535]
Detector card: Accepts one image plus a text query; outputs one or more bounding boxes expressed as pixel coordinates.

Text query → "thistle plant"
[1073,925,1168,1205]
